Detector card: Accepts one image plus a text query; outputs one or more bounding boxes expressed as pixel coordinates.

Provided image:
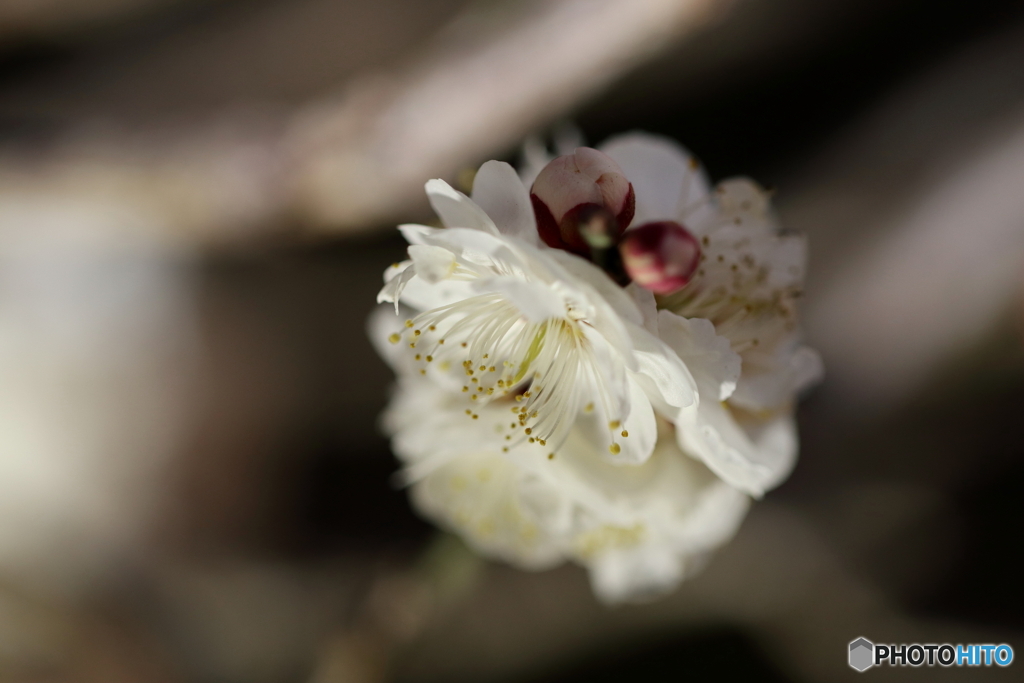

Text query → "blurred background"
[0,0,1022,680]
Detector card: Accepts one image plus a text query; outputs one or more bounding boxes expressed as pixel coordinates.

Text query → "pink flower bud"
[619,221,701,295]
[530,147,635,254]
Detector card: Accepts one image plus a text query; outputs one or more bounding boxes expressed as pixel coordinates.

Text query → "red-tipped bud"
[530,147,635,254]
[619,221,701,295]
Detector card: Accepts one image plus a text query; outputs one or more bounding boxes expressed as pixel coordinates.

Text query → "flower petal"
[600,133,711,226]
[425,179,499,233]
[410,450,566,570]
[572,370,657,465]
[473,276,566,323]
[588,544,683,605]
[657,311,741,402]
[546,250,643,327]
[471,160,540,245]
[407,244,457,283]
[676,401,797,497]
[626,283,659,335]
[627,322,697,413]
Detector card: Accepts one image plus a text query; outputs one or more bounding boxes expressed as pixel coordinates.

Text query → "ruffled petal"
[627,322,697,413]
[676,401,797,497]
[410,450,566,570]
[657,311,741,401]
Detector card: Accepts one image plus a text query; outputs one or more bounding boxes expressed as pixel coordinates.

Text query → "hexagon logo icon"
[849,637,874,672]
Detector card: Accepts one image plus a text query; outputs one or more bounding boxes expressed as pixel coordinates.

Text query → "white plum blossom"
[370,132,820,603]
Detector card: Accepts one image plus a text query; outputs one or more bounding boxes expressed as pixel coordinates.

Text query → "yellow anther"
[608,420,621,429]
[609,443,621,455]
[538,439,546,446]
[547,453,555,460]
[462,386,469,392]
[465,409,472,415]
[585,403,594,413]
[388,333,401,344]
[621,430,629,437]
[429,325,436,331]
[414,330,421,336]
[524,428,532,435]
[405,320,414,328]
[489,366,496,372]
[528,437,535,443]
[472,414,479,420]
[415,354,421,360]
[426,355,433,362]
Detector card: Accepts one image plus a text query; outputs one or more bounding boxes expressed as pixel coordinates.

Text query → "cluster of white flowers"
[370,133,821,604]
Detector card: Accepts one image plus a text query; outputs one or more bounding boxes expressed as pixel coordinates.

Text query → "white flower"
[369,132,820,603]
[371,362,748,604]
[600,133,823,495]
[377,159,696,464]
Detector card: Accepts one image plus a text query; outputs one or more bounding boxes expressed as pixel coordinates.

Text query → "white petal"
[425,179,499,234]
[471,160,539,245]
[626,283,659,335]
[588,544,683,605]
[573,370,656,465]
[599,133,711,226]
[413,225,525,271]
[730,343,823,412]
[580,323,631,425]
[409,451,566,570]
[407,244,456,283]
[790,345,825,395]
[546,250,643,327]
[657,311,740,401]
[676,401,796,497]
[366,304,409,372]
[628,322,696,413]
[376,264,416,312]
[473,276,566,323]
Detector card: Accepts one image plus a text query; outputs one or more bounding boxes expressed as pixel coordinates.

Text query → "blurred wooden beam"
[0,0,731,253]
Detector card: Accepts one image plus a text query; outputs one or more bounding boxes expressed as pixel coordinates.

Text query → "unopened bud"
[530,147,635,254]
[619,221,701,295]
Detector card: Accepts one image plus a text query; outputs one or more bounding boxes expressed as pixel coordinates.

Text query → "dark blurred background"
[0,0,1022,681]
